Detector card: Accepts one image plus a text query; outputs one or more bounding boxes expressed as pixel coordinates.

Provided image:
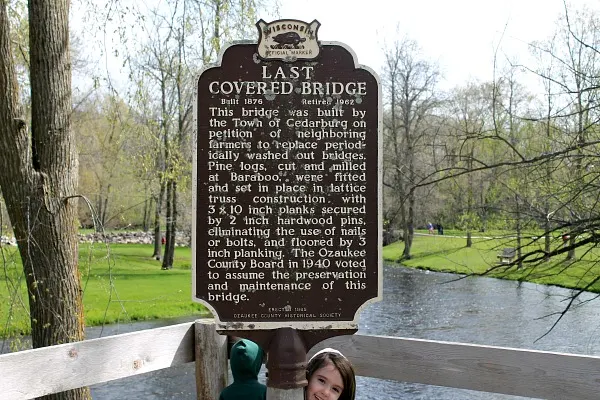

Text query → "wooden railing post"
[195,319,228,400]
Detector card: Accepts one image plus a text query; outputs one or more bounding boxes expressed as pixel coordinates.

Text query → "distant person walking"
[437,223,443,235]
[427,222,434,235]
[562,233,570,248]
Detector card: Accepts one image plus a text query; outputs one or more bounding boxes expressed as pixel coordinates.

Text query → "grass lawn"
[383,231,600,293]
[0,243,209,338]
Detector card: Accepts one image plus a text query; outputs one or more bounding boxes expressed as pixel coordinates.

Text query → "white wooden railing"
[2,319,600,399]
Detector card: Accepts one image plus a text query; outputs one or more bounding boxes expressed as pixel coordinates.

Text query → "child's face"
[306,362,344,400]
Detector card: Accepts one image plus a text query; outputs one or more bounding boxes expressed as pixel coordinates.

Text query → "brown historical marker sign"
[192,19,382,330]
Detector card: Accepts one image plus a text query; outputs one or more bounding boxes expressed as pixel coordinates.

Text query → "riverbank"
[382,233,600,293]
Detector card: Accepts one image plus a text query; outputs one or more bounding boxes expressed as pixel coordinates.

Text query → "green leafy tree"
[382,35,440,259]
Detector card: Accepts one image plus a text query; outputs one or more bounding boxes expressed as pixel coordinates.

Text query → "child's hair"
[306,348,356,400]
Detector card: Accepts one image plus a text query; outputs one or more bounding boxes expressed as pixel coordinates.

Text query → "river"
[32,264,600,398]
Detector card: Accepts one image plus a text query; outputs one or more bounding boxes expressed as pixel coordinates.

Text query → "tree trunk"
[405,147,416,259]
[401,101,416,260]
[96,192,103,230]
[163,180,177,269]
[567,234,576,261]
[515,194,523,269]
[143,193,153,232]
[466,146,474,248]
[101,183,111,227]
[152,181,165,259]
[402,219,413,260]
[169,181,178,261]
[143,195,149,232]
[162,179,174,269]
[0,1,89,399]
[544,201,551,262]
[402,125,414,260]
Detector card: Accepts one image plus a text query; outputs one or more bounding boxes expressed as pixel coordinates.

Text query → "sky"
[263,0,596,91]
